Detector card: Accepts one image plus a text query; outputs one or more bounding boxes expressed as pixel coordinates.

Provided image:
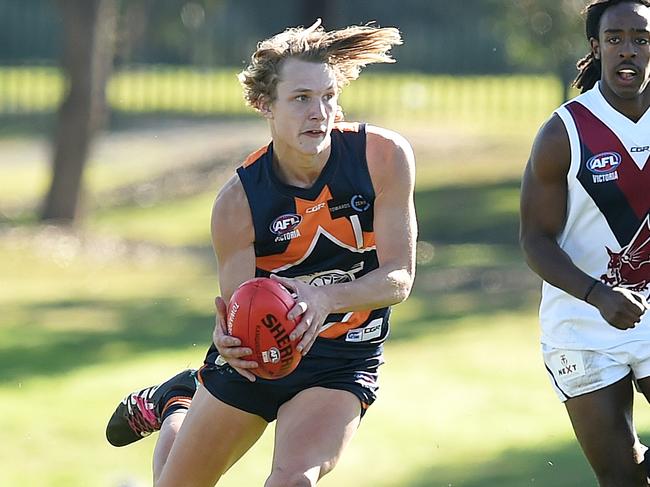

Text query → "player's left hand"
[270,274,332,356]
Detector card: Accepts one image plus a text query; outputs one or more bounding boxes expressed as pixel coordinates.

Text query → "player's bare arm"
[520,115,645,329]
[275,126,417,354]
[211,174,260,380]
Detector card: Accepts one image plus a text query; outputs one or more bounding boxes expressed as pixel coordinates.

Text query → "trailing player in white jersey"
[520,1,650,485]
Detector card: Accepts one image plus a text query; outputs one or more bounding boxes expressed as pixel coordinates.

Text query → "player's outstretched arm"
[210,175,260,381]
[520,115,645,329]
[339,125,418,309]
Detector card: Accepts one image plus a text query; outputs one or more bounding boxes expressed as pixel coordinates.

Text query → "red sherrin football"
[227,278,301,379]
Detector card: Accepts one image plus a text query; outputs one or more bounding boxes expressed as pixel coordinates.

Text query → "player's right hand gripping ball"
[227,278,302,379]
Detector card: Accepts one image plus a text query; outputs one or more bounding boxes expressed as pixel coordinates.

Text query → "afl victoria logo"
[270,213,302,235]
[586,152,621,174]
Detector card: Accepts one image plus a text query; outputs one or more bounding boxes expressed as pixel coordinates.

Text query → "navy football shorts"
[198,352,383,422]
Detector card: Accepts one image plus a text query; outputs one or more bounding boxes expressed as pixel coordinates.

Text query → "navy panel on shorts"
[199,350,383,422]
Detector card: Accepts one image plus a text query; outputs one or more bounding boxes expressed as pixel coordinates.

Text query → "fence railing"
[0,65,566,133]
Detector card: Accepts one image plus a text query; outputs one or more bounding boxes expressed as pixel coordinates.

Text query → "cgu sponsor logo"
[586,152,621,174]
[345,318,383,342]
[270,213,302,235]
[306,202,326,213]
[631,146,650,153]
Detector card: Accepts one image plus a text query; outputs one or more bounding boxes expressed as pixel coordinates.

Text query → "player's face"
[592,2,650,100]
[266,58,339,157]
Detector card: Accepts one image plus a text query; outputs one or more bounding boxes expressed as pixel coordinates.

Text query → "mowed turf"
[4,119,650,486]
[5,235,650,487]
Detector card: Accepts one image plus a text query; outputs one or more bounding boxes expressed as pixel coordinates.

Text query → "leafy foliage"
[490,0,587,97]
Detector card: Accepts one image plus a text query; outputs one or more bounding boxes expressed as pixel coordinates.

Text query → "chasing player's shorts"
[198,352,383,422]
[542,341,650,402]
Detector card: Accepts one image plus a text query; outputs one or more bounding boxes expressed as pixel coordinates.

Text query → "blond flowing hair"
[238,20,402,109]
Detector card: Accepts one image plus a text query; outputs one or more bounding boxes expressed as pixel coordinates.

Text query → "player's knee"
[265,455,340,486]
[319,458,337,477]
[264,470,313,487]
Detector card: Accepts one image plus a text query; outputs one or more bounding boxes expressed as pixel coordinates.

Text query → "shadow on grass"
[415,178,521,246]
[394,176,539,342]
[403,439,595,487]
[390,283,539,344]
[1,297,212,384]
[1,281,541,385]
[2,175,530,383]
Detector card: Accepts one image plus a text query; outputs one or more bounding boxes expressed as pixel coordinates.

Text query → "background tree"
[41,0,117,222]
[492,0,586,101]
[116,0,225,66]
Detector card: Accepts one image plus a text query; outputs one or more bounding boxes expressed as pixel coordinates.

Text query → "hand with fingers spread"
[270,274,333,356]
[212,296,259,382]
[588,284,650,330]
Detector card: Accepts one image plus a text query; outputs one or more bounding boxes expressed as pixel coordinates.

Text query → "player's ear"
[590,37,601,60]
[258,96,274,119]
[334,105,345,122]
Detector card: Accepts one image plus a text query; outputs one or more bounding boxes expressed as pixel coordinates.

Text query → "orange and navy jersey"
[236,123,388,358]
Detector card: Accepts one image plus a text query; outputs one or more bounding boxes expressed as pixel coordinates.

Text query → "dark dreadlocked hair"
[573,0,650,92]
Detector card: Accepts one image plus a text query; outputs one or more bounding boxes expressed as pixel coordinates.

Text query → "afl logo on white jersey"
[586,152,620,183]
[587,152,621,173]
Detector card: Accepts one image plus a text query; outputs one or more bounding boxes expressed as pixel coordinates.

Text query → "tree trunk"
[560,60,577,102]
[41,0,117,223]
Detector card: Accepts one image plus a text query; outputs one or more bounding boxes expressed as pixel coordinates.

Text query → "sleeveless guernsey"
[541,82,650,349]
[235,123,388,359]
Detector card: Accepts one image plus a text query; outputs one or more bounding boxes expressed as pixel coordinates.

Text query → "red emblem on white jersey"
[601,215,650,292]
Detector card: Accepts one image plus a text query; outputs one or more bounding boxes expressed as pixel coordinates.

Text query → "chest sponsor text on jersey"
[328,194,371,219]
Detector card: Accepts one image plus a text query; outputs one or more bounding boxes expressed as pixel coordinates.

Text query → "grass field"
[3,86,650,486]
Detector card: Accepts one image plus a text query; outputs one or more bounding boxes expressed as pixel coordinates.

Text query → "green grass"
[3,103,643,485]
[1,159,50,209]
[90,191,216,246]
[4,238,650,487]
